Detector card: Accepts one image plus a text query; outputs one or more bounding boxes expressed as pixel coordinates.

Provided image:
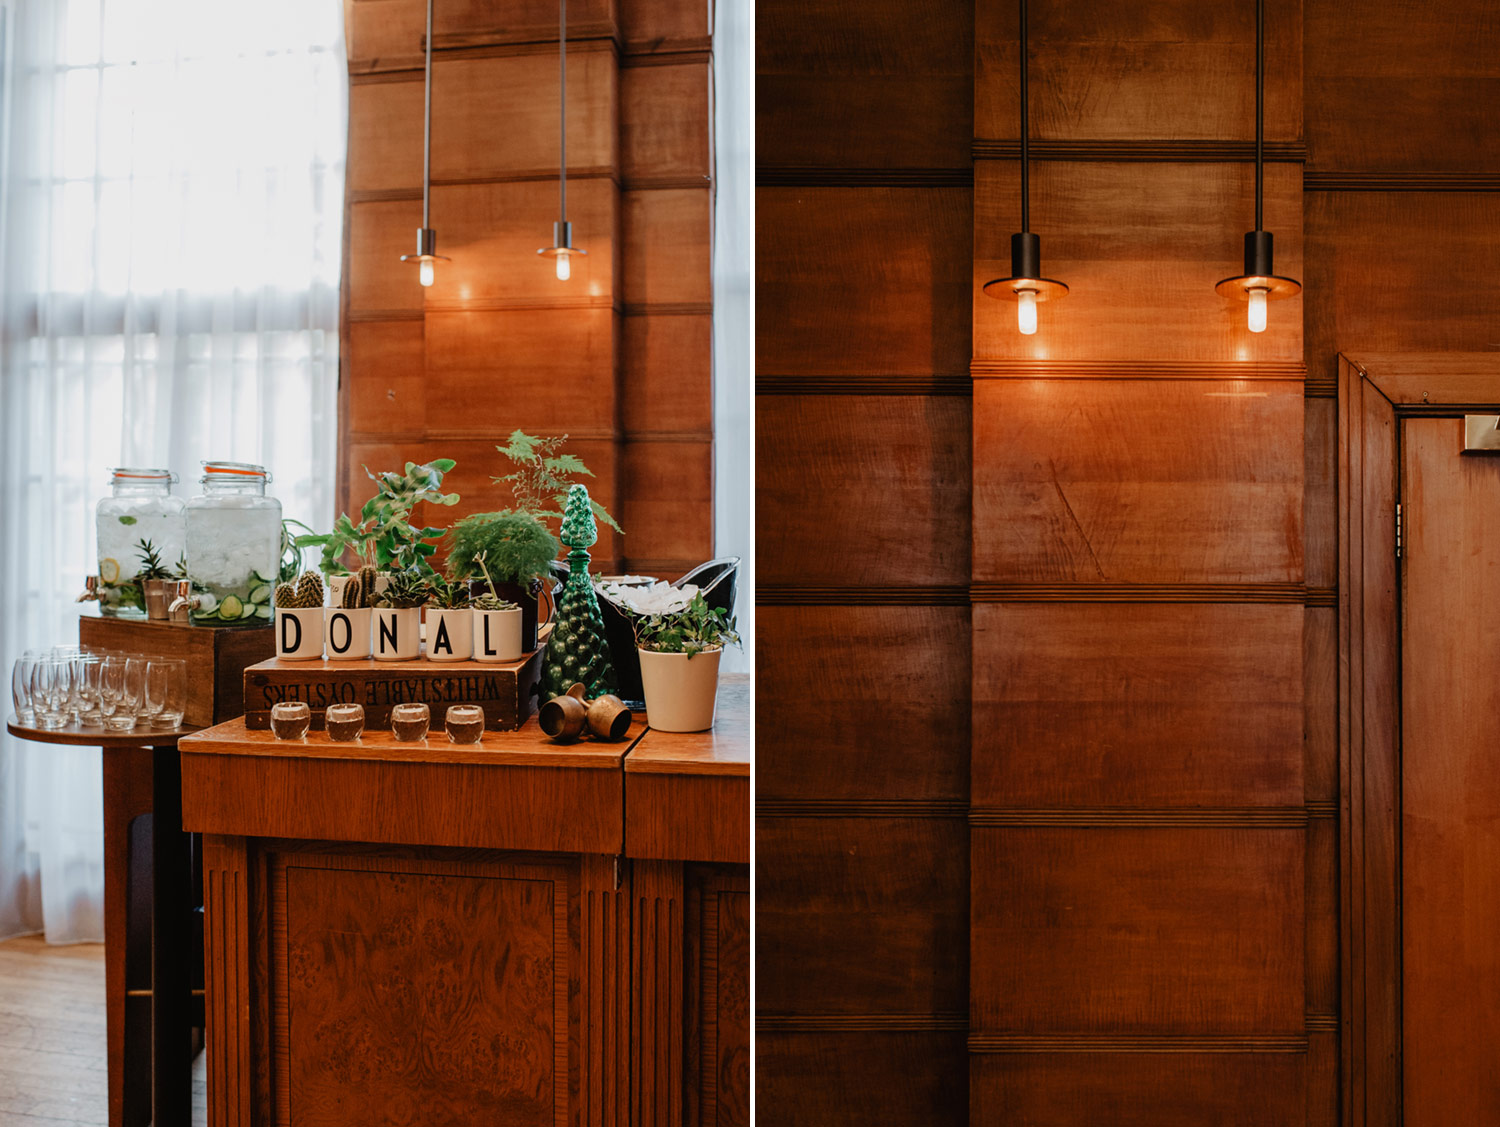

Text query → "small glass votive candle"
[269,701,311,740]
[444,704,484,745]
[391,702,430,742]
[326,703,365,742]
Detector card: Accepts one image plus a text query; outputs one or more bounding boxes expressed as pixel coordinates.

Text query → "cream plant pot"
[472,608,523,663]
[426,607,473,662]
[373,607,422,661]
[637,646,722,732]
[324,607,373,660]
[276,607,326,661]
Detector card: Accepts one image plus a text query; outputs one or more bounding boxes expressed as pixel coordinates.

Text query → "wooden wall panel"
[621,63,712,183]
[756,1032,968,1127]
[345,321,427,436]
[757,187,974,376]
[972,1055,1307,1127]
[973,162,1303,362]
[348,199,426,314]
[757,606,970,803]
[976,0,1302,142]
[621,314,712,434]
[345,0,426,71]
[622,188,712,305]
[621,439,713,572]
[972,379,1304,583]
[971,827,1305,1033]
[756,395,971,585]
[1305,0,1500,172]
[973,604,1303,807]
[435,0,618,49]
[617,0,707,50]
[756,817,967,1017]
[1304,191,1500,386]
[757,0,973,170]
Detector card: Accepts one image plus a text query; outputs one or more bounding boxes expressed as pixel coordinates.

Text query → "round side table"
[8,716,199,1127]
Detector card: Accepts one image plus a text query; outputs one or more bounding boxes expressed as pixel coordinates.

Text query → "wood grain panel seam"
[756,167,975,187]
[1305,1012,1339,1031]
[757,585,970,606]
[622,303,714,317]
[757,1013,968,1032]
[968,1034,1308,1053]
[970,806,1313,827]
[971,359,1307,379]
[1304,171,1500,192]
[973,139,1308,162]
[756,800,968,819]
[756,374,972,396]
[970,583,1308,604]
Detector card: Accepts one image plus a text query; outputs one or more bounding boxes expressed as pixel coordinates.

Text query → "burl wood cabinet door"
[1401,418,1500,1125]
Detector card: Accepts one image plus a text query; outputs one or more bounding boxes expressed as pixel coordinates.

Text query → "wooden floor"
[0,936,205,1126]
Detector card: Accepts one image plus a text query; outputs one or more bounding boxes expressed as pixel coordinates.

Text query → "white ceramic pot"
[637,646,722,732]
[373,607,422,661]
[275,607,326,661]
[472,608,523,663]
[326,574,353,607]
[426,607,473,662]
[324,607,373,660]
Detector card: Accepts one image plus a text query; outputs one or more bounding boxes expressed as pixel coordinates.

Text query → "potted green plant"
[634,593,740,732]
[447,511,559,651]
[274,571,326,661]
[135,539,175,621]
[324,564,377,660]
[423,573,473,663]
[469,552,522,663]
[372,569,425,661]
[493,430,622,535]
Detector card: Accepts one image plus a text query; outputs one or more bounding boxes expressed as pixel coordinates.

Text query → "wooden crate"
[242,650,543,732]
[79,614,275,728]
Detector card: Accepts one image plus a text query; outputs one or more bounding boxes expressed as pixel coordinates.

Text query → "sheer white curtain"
[713,0,752,674]
[0,0,346,942]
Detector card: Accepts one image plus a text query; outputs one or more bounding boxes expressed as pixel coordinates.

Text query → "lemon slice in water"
[99,558,121,583]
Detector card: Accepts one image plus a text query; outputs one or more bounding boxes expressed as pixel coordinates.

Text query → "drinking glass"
[325,703,365,742]
[98,655,126,719]
[445,704,484,745]
[102,656,140,731]
[11,650,38,725]
[269,701,311,740]
[31,659,69,729]
[75,656,105,727]
[145,660,187,728]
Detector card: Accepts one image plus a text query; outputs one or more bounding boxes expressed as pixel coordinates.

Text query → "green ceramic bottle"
[541,484,618,699]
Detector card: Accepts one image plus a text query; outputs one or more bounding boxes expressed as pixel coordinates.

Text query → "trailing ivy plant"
[633,593,740,659]
[493,430,622,535]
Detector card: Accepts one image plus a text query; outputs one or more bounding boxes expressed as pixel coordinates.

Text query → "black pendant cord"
[559,0,567,228]
[421,0,433,230]
[1254,0,1263,231]
[1019,0,1029,234]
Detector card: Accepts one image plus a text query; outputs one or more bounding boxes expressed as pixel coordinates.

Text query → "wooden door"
[1401,417,1500,1123]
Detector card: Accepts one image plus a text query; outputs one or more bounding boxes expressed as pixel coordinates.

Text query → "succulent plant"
[358,565,378,607]
[470,551,518,611]
[424,573,472,610]
[294,570,325,608]
[340,571,364,609]
[374,568,427,609]
[274,582,297,608]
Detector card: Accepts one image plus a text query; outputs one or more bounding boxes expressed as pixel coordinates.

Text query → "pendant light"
[1215,0,1299,332]
[982,0,1066,335]
[400,0,449,287]
[538,0,585,280]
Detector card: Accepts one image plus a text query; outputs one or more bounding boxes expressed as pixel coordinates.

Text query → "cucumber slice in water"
[238,601,257,619]
[220,595,244,619]
[249,584,271,605]
[253,604,272,619]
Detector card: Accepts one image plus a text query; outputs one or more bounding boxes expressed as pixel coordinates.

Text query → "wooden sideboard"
[179,676,748,1127]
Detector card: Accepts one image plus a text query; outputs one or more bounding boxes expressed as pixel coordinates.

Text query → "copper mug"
[540,683,589,742]
[585,694,633,740]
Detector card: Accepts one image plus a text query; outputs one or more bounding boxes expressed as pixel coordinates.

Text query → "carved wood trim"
[972,139,1308,162]
[203,835,252,1127]
[633,860,684,1127]
[756,167,974,187]
[971,359,1307,380]
[1305,172,1500,192]
[756,800,968,819]
[968,1034,1309,1053]
[970,583,1308,604]
[581,855,628,1127]
[969,807,1312,827]
[686,868,749,1127]
[757,585,970,606]
[756,374,973,396]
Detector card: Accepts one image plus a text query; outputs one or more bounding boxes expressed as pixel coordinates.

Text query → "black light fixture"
[1215,0,1299,332]
[982,0,1066,335]
[538,0,585,280]
[400,0,449,287]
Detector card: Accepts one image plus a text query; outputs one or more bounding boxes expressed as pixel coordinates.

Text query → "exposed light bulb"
[419,259,435,287]
[555,251,571,281]
[1247,287,1267,333]
[1017,289,1038,335]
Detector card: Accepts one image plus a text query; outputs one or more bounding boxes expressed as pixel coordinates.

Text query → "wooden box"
[79,613,274,728]
[242,651,544,731]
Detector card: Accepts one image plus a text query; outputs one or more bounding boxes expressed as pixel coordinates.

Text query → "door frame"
[1338,352,1500,1127]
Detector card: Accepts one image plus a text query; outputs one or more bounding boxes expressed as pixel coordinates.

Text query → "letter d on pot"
[276,607,325,661]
